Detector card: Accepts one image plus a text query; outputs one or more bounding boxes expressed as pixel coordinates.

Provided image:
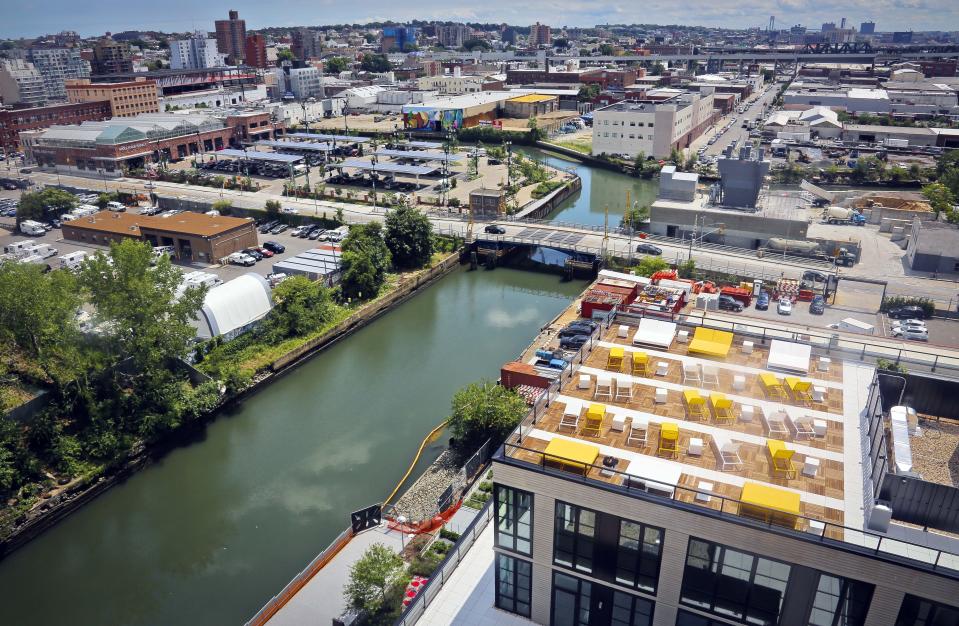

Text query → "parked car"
[243,248,263,261]
[307,227,325,240]
[892,327,929,341]
[255,246,274,258]
[809,295,825,315]
[888,305,927,320]
[270,224,289,234]
[718,295,744,312]
[755,292,770,311]
[777,299,793,315]
[262,241,285,254]
[228,253,256,267]
[290,225,310,237]
[258,220,278,233]
[484,224,506,234]
[635,243,662,256]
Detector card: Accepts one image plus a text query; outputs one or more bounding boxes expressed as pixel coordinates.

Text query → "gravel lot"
[910,417,959,487]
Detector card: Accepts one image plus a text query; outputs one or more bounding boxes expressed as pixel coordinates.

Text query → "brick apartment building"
[66,77,159,117]
[244,34,268,69]
[0,100,112,151]
[581,68,641,90]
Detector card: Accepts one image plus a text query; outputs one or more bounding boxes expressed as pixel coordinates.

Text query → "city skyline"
[3,0,959,39]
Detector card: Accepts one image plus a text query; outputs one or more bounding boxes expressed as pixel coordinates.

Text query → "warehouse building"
[504,94,559,119]
[906,219,959,274]
[272,246,342,283]
[61,210,257,263]
[591,91,715,159]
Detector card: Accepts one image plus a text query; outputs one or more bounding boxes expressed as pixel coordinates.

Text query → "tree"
[462,38,491,51]
[276,49,294,65]
[78,240,206,373]
[359,53,391,73]
[598,43,614,56]
[526,116,544,142]
[553,38,570,50]
[669,147,684,166]
[384,205,433,269]
[210,199,232,214]
[634,256,669,277]
[325,56,349,74]
[448,380,528,450]
[620,204,650,229]
[96,192,118,209]
[922,183,955,216]
[269,276,334,337]
[16,188,77,223]
[344,543,405,614]
[677,259,696,279]
[265,199,281,216]
[339,223,391,300]
[577,84,600,102]
[0,263,83,389]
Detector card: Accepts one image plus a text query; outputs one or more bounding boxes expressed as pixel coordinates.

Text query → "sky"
[2,0,958,39]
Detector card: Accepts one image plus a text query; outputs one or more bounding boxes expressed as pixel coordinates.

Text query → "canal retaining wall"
[514,176,583,220]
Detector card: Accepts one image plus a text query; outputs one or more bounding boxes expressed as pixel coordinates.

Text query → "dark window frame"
[806,572,874,626]
[494,553,532,618]
[615,518,664,594]
[554,500,598,574]
[551,570,594,626]
[895,594,959,626]
[611,588,655,626]
[493,484,533,556]
[680,537,791,626]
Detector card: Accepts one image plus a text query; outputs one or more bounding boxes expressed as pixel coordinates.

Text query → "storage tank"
[765,238,822,254]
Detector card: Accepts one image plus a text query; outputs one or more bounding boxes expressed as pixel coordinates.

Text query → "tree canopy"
[448,380,528,450]
[384,205,433,269]
[269,276,335,337]
[16,188,77,223]
[339,222,391,300]
[344,543,405,614]
[324,56,349,74]
[359,53,391,73]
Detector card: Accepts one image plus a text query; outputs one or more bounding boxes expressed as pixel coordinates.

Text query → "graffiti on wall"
[403,109,463,130]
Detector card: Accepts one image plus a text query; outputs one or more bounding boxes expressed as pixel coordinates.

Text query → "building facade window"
[807,573,873,626]
[676,609,733,626]
[612,590,654,626]
[615,520,663,593]
[552,571,593,626]
[681,538,790,626]
[895,595,959,626]
[494,484,532,555]
[554,501,596,573]
[494,553,531,617]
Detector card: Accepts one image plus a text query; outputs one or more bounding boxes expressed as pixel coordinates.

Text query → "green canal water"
[0,267,586,626]
[519,146,660,227]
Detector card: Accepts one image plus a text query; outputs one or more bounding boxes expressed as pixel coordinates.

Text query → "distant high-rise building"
[91,38,133,75]
[66,77,159,117]
[529,22,552,47]
[381,26,418,52]
[215,9,247,65]
[840,17,847,29]
[893,31,914,43]
[27,47,91,101]
[437,23,470,48]
[169,32,223,70]
[861,21,876,34]
[244,34,268,69]
[0,59,47,106]
[502,27,518,45]
[821,22,836,32]
[291,28,321,61]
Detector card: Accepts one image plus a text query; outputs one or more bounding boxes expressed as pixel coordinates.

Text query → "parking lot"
[0,208,335,286]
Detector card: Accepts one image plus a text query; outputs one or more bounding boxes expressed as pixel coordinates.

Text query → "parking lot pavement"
[733,298,881,334]
[0,219,332,285]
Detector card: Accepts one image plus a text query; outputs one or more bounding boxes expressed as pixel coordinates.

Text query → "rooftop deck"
[508,318,860,535]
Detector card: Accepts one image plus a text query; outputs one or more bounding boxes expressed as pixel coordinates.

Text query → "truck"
[58,250,88,270]
[4,240,36,257]
[19,220,46,236]
[25,243,57,259]
[762,238,823,256]
[885,138,909,149]
[824,206,866,226]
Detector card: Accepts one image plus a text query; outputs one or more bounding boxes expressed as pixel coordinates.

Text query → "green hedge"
[879,296,935,318]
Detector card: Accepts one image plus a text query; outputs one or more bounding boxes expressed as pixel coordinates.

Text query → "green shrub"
[409,549,445,577]
[879,296,935,318]
[477,481,493,493]
[877,358,908,374]
[439,527,461,542]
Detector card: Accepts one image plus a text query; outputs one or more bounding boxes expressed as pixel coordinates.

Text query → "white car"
[777,299,793,315]
[892,327,929,341]
[228,253,256,267]
[280,206,299,215]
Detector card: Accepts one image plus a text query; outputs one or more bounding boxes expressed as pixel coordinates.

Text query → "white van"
[25,243,57,259]
[58,250,88,270]
[19,220,46,236]
[106,201,126,212]
[4,240,35,256]
[182,271,222,289]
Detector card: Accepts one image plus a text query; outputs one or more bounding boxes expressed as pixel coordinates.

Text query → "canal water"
[0,267,586,626]
[519,146,659,227]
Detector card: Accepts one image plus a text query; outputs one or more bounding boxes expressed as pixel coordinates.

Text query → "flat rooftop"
[652,190,809,221]
[506,317,866,535]
[66,210,253,238]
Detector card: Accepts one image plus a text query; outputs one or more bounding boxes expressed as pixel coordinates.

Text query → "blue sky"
[3,0,957,38]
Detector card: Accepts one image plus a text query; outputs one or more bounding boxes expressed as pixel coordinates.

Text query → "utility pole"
[602,204,609,261]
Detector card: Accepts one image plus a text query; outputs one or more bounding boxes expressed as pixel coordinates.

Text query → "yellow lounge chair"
[632,351,650,376]
[607,347,625,371]
[786,377,813,405]
[683,390,708,422]
[767,439,797,479]
[710,393,735,424]
[583,403,605,437]
[659,422,679,457]
[759,373,787,401]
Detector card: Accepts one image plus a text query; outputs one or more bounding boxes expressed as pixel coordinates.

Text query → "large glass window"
[681,538,791,626]
[554,501,596,573]
[895,595,959,626]
[611,590,654,626]
[495,553,531,617]
[551,572,593,626]
[494,484,532,555]
[676,609,733,626]
[807,573,873,626]
[615,520,663,593]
